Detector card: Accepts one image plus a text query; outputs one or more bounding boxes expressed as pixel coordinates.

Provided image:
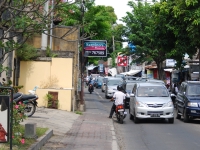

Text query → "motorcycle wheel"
[24,102,36,117]
[120,115,124,124]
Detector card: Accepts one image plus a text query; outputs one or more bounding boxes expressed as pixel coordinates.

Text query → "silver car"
[129,82,174,123]
[101,77,109,92]
[105,78,124,99]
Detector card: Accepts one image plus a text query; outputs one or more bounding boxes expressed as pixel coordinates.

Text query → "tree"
[121,1,198,79]
[57,1,120,64]
[0,0,84,73]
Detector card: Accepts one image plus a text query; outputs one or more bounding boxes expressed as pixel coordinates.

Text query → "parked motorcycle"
[88,84,93,94]
[170,93,176,107]
[115,104,127,124]
[13,87,38,117]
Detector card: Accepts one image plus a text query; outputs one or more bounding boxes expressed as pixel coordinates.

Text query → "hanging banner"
[0,94,10,143]
[84,40,107,57]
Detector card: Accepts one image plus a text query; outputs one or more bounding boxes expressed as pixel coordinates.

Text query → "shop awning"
[120,72,129,76]
[126,70,141,76]
[87,65,98,70]
[108,68,117,76]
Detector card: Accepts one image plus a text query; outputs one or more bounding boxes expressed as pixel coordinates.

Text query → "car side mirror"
[130,93,135,97]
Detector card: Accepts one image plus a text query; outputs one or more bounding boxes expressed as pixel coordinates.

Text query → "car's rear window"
[137,86,168,97]
[187,85,200,96]
[107,80,122,86]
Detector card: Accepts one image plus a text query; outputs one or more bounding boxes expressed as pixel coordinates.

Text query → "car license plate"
[191,110,196,113]
[150,114,160,117]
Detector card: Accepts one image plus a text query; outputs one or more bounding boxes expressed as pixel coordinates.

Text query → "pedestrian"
[174,83,178,95]
[108,85,126,118]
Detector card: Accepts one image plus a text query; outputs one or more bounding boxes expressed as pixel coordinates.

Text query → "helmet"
[117,85,122,91]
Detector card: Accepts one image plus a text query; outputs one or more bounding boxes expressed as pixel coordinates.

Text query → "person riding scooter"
[108,85,126,119]
[88,78,94,92]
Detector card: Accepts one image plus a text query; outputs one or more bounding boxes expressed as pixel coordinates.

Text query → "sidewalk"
[21,90,119,150]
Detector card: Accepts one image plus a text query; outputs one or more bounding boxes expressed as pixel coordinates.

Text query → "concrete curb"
[111,121,120,150]
[28,129,53,150]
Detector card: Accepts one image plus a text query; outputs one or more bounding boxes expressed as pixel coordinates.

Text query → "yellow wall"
[36,89,72,111]
[51,58,72,88]
[19,58,73,111]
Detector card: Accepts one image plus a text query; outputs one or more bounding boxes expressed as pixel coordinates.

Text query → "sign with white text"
[84,40,107,57]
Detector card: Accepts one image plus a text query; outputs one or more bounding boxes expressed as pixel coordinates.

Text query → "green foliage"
[12,102,27,144]
[121,0,200,79]
[46,46,58,57]
[45,93,59,108]
[75,111,83,115]
[58,1,119,65]
[16,43,38,61]
[0,65,9,74]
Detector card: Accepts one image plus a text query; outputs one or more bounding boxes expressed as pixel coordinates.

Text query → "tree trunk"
[156,61,165,80]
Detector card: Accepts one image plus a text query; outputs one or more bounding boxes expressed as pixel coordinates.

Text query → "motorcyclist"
[108,85,126,119]
[88,77,94,92]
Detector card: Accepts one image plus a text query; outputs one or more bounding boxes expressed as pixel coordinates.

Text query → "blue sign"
[128,43,136,52]
[98,64,104,72]
[84,40,107,57]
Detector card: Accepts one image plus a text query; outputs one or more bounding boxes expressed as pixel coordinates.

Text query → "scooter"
[170,93,176,107]
[115,104,127,124]
[13,86,39,117]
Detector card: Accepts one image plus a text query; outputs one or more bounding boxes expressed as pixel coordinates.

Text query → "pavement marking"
[94,90,104,100]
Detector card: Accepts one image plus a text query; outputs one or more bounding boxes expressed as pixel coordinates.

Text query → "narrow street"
[95,88,200,150]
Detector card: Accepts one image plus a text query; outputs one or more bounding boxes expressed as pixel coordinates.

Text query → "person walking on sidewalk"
[108,85,126,118]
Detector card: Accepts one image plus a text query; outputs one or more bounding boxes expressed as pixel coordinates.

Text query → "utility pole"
[41,0,49,50]
[49,0,54,50]
[80,0,85,111]
[112,36,115,51]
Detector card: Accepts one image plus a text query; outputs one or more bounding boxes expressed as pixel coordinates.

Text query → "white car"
[105,78,124,99]
[129,82,174,123]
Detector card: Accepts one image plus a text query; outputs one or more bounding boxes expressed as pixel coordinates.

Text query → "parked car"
[95,76,103,89]
[101,77,109,92]
[115,74,125,80]
[124,81,137,109]
[105,78,125,99]
[125,76,139,81]
[176,81,200,122]
[129,82,174,123]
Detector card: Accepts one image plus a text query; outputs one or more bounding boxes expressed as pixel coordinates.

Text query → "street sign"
[84,40,107,57]
[117,56,128,67]
[98,64,104,72]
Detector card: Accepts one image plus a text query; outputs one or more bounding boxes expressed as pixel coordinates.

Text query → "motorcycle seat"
[21,94,36,100]
[13,93,23,101]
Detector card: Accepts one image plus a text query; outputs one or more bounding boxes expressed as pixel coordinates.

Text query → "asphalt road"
[93,87,200,150]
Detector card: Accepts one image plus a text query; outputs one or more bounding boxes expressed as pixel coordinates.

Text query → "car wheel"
[183,109,189,123]
[105,93,109,99]
[134,111,139,123]
[168,118,174,124]
[129,112,133,120]
[176,108,181,119]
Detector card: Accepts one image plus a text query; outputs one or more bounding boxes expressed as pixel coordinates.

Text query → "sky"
[94,0,132,24]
